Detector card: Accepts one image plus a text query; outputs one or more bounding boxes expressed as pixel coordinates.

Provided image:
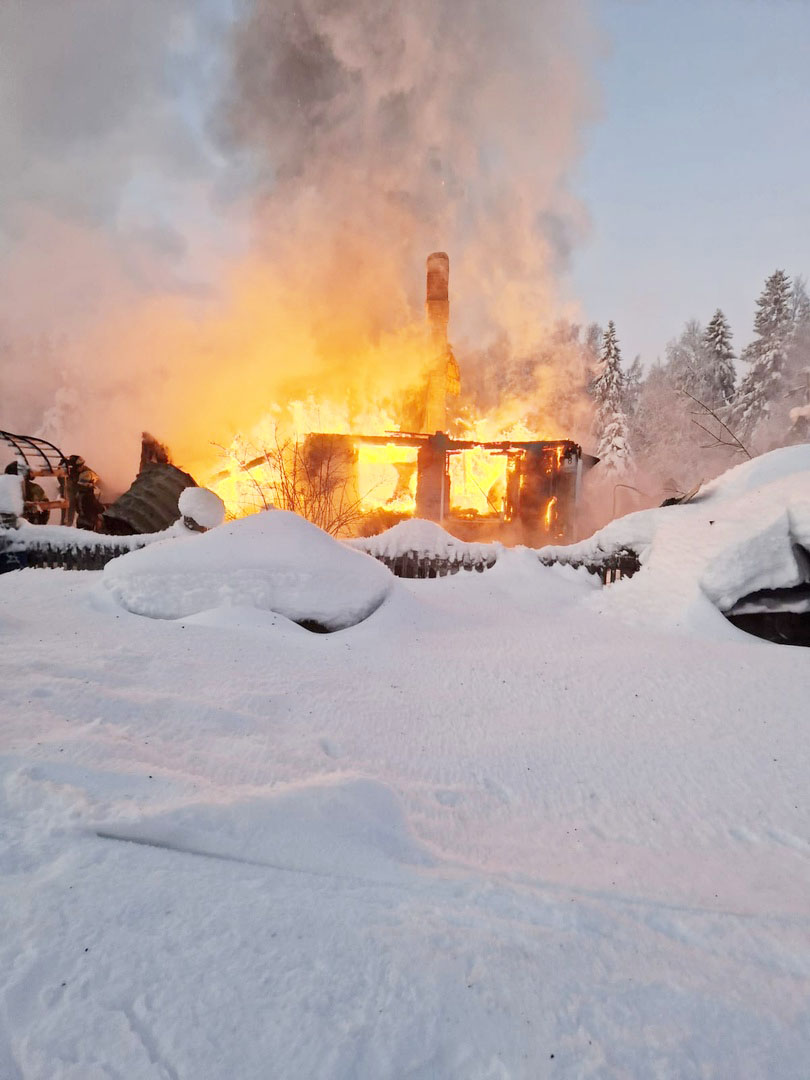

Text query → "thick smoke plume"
[0,0,597,490]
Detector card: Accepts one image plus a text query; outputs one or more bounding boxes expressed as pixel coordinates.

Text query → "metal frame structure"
[0,430,71,524]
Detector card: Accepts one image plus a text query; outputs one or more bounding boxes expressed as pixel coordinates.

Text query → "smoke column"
[0,0,598,489]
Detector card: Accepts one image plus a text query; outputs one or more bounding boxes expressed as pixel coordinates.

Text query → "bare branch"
[681,390,752,459]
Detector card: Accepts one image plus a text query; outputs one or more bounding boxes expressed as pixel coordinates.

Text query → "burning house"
[296,253,596,544]
[2,254,594,546]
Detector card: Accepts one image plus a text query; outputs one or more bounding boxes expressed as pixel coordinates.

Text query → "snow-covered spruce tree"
[623,354,643,418]
[664,319,706,398]
[591,321,632,474]
[789,278,810,387]
[731,269,793,444]
[786,277,810,443]
[702,309,736,407]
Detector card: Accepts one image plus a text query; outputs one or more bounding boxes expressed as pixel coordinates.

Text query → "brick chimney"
[424,252,453,434]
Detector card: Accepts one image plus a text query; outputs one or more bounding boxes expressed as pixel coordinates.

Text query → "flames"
[204,390,564,529]
[194,252,572,536]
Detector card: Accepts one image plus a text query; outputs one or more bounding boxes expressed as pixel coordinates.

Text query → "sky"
[571,0,810,364]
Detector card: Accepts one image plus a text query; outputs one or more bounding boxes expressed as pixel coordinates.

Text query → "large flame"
[0,0,599,509]
[204,356,566,528]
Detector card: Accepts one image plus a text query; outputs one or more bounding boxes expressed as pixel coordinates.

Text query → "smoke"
[222,0,597,351]
[0,0,598,490]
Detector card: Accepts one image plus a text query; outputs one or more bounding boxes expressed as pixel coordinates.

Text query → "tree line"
[588,269,810,499]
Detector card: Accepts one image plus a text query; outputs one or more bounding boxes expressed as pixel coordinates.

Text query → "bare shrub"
[216,430,370,536]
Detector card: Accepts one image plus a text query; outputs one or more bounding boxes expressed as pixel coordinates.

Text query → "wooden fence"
[1,530,641,586]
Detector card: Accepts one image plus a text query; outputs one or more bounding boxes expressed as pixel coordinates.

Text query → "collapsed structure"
[303,253,595,543]
[102,434,196,535]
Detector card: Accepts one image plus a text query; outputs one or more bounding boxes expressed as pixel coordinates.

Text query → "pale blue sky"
[570,0,810,363]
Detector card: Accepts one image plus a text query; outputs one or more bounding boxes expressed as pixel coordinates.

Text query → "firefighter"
[4,462,49,524]
[66,455,104,531]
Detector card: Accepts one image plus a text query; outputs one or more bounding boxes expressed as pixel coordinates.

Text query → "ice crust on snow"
[542,444,810,621]
[102,508,394,629]
[178,485,226,529]
[0,474,23,516]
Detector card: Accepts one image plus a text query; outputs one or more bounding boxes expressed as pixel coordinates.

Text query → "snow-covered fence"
[349,520,500,579]
[0,487,226,574]
[2,512,640,586]
[9,540,148,571]
[364,547,639,584]
[350,520,640,583]
[537,548,641,586]
[369,549,498,578]
[0,526,153,574]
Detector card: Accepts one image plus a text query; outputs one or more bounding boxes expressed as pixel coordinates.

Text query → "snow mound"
[178,485,225,529]
[102,509,394,629]
[0,474,23,517]
[542,445,810,629]
[698,443,810,504]
[351,518,498,562]
[96,777,433,881]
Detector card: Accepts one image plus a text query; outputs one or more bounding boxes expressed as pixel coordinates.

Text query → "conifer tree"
[731,270,793,441]
[665,319,706,398]
[788,277,810,383]
[591,321,632,474]
[702,309,736,407]
[786,277,810,440]
[623,355,643,417]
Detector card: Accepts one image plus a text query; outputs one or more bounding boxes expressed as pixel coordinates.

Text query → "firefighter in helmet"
[66,455,104,531]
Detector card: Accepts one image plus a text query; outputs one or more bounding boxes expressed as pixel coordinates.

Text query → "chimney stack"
[424,252,456,434]
[425,251,450,352]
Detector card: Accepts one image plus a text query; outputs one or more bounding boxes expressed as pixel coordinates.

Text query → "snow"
[2,459,810,1077]
[351,517,499,562]
[0,474,23,517]
[177,485,226,530]
[102,508,394,629]
[542,444,810,626]
[1,521,168,551]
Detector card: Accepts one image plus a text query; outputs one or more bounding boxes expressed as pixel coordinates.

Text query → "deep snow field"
[2,454,810,1079]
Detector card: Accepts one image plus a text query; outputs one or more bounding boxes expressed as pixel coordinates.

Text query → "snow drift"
[102,509,394,630]
[542,444,810,630]
[96,777,434,884]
